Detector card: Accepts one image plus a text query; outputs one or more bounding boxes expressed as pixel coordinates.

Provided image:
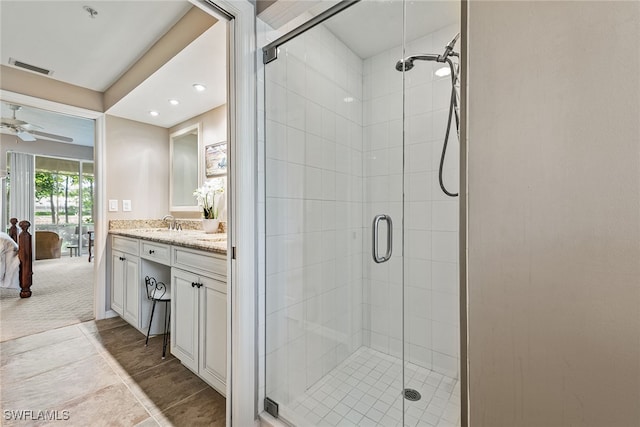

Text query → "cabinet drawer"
[172,246,226,279]
[140,241,170,265]
[112,235,139,255]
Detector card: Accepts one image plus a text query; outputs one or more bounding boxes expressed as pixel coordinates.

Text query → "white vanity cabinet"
[171,247,227,396]
[111,236,140,326]
[109,232,227,395]
[171,268,200,371]
[199,277,227,392]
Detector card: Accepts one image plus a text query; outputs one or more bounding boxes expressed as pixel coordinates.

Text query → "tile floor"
[279,347,460,427]
[0,317,225,426]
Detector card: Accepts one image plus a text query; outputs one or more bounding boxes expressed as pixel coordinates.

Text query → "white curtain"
[0,176,6,230]
[8,152,35,230]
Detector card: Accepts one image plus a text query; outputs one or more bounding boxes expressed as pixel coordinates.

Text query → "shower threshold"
[278,347,460,427]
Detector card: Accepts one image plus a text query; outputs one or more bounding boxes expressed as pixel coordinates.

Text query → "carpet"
[0,256,94,342]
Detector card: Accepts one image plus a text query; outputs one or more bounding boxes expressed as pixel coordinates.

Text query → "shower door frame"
[458,2,468,424]
[259,0,469,425]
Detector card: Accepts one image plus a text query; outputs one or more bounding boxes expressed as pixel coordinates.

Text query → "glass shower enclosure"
[262,0,461,425]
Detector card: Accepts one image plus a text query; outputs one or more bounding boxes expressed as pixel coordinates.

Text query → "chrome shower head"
[395,33,461,72]
[395,58,414,71]
[395,54,440,72]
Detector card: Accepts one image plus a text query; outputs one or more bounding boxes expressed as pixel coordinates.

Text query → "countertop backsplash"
[109,219,227,233]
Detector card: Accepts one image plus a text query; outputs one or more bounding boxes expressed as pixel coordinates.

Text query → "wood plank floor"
[0,317,225,426]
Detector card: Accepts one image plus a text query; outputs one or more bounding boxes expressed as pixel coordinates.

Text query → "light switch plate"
[122,200,132,212]
[108,199,118,212]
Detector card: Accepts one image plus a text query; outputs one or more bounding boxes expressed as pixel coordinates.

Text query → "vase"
[202,219,220,234]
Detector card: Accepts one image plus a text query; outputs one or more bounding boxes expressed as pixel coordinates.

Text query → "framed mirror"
[170,123,201,212]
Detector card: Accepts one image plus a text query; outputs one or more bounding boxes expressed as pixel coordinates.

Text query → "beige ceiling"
[0,1,193,92]
[0,1,228,144]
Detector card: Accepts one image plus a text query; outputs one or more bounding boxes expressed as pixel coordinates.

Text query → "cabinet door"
[122,255,140,327]
[111,250,125,316]
[199,276,227,395]
[171,268,199,372]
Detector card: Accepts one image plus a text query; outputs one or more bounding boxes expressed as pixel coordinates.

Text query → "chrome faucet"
[162,215,176,230]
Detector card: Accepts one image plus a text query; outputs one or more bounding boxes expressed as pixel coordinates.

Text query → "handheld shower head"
[392,33,461,198]
[446,33,460,51]
[440,33,461,61]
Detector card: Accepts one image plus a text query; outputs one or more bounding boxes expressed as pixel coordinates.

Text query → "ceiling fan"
[0,104,73,143]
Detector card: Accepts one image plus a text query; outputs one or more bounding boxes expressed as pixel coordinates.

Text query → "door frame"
[191,0,258,425]
[0,89,107,321]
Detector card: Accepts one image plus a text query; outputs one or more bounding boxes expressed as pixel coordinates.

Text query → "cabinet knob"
[197,282,203,288]
[191,282,196,287]
[149,250,155,254]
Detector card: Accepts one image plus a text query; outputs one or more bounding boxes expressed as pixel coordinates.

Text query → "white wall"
[105,115,169,220]
[360,38,403,367]
[362,23,460,378]
[261,18,365,409]
[467,2,640,425]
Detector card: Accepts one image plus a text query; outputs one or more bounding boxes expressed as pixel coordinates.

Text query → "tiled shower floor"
[279,347,461,427]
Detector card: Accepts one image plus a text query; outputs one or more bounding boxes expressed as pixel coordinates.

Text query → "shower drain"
[403,388,421,401]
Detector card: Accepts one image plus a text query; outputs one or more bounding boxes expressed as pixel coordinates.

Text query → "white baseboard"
[102,309,119,319]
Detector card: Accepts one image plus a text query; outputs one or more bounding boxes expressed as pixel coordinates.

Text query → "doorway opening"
[1,104,97,342]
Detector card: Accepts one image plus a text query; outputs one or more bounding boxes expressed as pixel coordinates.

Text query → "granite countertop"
[109,220,227,255]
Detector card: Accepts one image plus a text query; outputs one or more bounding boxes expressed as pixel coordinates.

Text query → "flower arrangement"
[193,179,224,219]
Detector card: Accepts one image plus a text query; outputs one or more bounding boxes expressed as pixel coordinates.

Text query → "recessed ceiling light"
[168,99,179,106]
[193,84,206,92]
[435,66,451,77]
[149,111,159,117]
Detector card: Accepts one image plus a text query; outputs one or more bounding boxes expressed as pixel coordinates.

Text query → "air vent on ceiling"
[8,58,53,76]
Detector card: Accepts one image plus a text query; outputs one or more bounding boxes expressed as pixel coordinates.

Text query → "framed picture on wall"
[205,141,227,177]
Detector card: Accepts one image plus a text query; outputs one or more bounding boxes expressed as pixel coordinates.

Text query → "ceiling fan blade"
[29,130,74,143]
[17,131,37,142]
[1,118,28,127]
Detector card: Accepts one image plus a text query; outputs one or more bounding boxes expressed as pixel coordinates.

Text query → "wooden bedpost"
[8,218,18,243]
[18,220,33,298]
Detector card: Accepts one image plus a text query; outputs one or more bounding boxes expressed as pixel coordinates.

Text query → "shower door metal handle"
[372,214,393,263]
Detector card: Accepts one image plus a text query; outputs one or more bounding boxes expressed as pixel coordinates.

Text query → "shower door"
[263,1,461,425]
